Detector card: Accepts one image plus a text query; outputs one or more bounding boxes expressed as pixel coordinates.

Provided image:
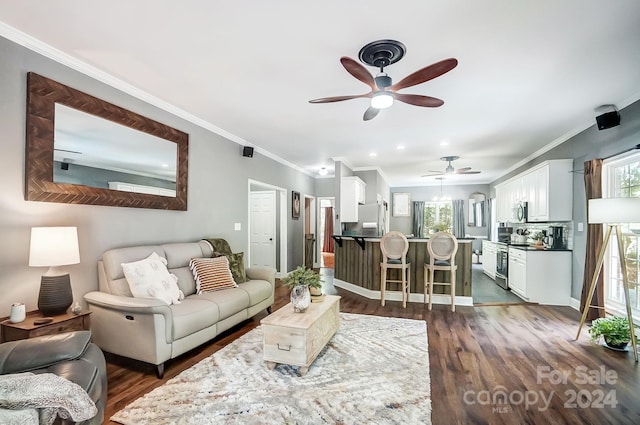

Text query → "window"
[423,201,452,236]
[603,153,640,318]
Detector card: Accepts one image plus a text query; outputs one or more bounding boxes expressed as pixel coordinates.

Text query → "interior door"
[250,191,276,268]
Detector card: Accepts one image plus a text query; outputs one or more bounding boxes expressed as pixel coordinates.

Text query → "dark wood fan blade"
[341,57,376,90]
[363,107,380,121]
[454,167,472,173]
[458,170,481,174]
[392,93,444,107]
[309,93,370,103]
[389,58,458,91]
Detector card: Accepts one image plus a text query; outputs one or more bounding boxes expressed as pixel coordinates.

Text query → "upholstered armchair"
[0,331,107,425]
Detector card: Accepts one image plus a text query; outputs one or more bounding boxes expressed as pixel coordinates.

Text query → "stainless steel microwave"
[512,201,528,223]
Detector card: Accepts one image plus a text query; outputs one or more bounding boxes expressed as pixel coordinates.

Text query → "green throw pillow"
[213,251,249,284]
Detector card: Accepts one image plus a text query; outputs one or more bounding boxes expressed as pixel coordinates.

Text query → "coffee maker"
[549,226,565,249]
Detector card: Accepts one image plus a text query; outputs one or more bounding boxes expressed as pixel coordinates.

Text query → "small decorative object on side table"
[0,309,91,342]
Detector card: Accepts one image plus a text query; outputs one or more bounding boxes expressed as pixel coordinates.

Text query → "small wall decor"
[292,191,301,219]
[392,192,411,217]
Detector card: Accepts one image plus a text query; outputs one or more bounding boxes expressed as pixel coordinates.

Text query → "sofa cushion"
[213,252,249,284]
[171,267,198,297]
[169,298,221,340]
[194,288,250,320]
[122,252,184,305]
[190,257,237,293]
[237,280,273,306]
[102,245,165,296]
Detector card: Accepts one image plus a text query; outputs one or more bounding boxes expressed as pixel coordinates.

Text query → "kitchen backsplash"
[511,222,573,249]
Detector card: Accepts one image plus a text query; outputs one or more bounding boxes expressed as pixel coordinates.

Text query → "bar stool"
[424,231,458,311]
[380,231,410,308]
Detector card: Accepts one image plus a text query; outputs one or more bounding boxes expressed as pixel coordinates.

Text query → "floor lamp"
[576,198,640,362]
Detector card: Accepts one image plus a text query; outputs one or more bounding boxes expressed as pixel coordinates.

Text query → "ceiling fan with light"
[309,40,458,121]
[422,156,481,177]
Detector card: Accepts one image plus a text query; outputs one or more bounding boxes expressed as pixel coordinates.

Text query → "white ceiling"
[2,1,640,187]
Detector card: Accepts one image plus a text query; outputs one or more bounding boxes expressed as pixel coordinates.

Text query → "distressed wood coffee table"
[261,294,340,376]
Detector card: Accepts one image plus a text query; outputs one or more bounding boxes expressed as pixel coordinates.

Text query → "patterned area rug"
[111,313,431,425]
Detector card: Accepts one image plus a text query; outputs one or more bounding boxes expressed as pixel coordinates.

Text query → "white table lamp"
[576,198,640,361]
[29,226,80,315]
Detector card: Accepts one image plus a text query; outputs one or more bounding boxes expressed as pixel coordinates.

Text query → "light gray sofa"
[83,240,275,377]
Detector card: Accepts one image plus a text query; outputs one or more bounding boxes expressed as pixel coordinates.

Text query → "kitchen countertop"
[334,234,474,243]
[506,244,572,252]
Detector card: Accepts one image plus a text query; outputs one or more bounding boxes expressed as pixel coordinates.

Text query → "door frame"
[303,194,317,268]
[316,197,335,267]
[249,190,277,270]
[248,179,287,277]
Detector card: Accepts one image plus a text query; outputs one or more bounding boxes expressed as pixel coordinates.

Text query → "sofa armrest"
[246,266,276,288]
[0,331,91,374]
[84,291,171,314]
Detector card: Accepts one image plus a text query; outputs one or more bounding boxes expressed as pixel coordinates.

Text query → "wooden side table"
[0,310,91,343]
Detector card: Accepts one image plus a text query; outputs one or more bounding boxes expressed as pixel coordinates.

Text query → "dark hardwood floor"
[104,275,640,425]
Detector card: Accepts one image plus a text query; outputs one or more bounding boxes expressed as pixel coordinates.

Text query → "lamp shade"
[29,227,79,316]
[29,227,80,267]
[588,198,640,224]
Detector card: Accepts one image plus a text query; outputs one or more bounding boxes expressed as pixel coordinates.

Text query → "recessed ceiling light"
[161,163,169,168]
[440,141,449,146]
[369,152,377,157]
[397,145,405,150]
[318,167,328,176]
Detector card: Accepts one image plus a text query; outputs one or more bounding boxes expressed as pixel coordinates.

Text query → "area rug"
[111,313,430,425]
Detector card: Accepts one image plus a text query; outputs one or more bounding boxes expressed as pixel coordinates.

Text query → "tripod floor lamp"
[576,197,640,362]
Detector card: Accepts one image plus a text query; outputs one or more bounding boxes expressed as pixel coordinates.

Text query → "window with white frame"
[423,201,452,236]
[603,152,640,318]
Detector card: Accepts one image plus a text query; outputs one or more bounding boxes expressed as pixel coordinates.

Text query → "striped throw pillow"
[190,256,237,293]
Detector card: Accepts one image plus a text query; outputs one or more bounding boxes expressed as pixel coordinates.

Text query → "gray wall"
[488,100,640,300]
[314,177,335,198]
[0,35,315,317]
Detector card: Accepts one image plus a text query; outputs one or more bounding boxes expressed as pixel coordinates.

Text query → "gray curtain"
[452,199,465,238]
[487,199,492,240]
[412,201,425,237]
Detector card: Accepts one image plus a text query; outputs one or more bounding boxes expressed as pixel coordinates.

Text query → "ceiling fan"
[309,40,458,121]
[422,156,481,177]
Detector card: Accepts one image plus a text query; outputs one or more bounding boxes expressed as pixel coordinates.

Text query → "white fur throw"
[0,372,97,425]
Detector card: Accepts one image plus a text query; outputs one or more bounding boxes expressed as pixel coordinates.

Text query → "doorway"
[248,180,288,276]
[317,197,335,268]
[303,195,316,269]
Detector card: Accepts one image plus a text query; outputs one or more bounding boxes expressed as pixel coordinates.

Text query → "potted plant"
[531,231,544,246]
[281,266,323,312]
[588,316,632,350]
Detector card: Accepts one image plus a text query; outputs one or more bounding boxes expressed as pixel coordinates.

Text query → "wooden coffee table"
[261,294,340,376]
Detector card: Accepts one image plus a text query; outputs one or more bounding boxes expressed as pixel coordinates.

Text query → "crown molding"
[0,21,315,178]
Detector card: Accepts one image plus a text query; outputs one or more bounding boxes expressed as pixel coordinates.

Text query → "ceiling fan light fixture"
[371,91,393,109]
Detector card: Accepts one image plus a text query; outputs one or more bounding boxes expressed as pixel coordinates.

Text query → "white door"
[250,191,276,268]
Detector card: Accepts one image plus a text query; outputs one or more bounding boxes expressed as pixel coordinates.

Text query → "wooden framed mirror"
[25,72,188,210]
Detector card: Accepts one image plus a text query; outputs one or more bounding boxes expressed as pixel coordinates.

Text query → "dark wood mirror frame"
[25,72,189,210]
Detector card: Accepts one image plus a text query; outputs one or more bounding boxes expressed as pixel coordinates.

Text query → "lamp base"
[38,274,73,315]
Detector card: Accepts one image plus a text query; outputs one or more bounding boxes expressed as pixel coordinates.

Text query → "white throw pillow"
[122,252,184,305]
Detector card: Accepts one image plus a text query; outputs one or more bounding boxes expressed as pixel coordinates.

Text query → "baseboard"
[569,297,581,311]
[333,278,474,307]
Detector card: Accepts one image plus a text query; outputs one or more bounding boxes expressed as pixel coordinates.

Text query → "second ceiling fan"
[422,156,481,177]
[309,40,458,121]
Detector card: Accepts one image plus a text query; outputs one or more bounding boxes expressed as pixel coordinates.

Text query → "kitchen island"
[332,235,473,305]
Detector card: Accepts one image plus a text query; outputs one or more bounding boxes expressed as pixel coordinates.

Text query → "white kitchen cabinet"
[340,176,366,222]
[482,241,497,279]
[525,160,572,222]
[508,248,527,298]
[507,247,571,305]
[495,159,572,223]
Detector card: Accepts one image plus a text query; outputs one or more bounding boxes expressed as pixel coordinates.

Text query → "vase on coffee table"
[290,285,311,312]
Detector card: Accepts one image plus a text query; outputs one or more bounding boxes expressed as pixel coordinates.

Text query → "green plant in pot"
[588,316,632,350]
[281,266,323,312]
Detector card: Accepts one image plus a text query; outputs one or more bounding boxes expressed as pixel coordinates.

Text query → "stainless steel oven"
[495,243,509,289]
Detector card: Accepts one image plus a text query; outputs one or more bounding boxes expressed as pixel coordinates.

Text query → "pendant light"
[433,177,451,201]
